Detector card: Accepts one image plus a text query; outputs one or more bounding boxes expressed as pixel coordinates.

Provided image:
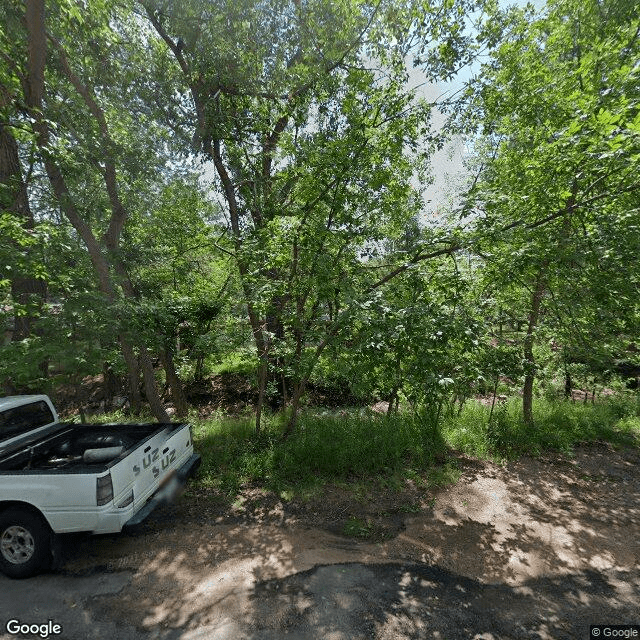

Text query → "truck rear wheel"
[0,508,52,579]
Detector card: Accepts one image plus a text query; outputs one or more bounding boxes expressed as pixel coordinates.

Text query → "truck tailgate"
[111,423,193,511]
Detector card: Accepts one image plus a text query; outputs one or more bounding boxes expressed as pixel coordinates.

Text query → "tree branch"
[47,33,128,250]
[367,243,461,292]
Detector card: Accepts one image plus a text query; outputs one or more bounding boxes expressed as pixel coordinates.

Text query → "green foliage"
[1,0,638,471]
[0,291,120,393]
[0,215,52,286]
[338,256,490,413]
[457,0,640,425]
[442,395,640,460]
[192,409,447,494]
[210,350,259,376]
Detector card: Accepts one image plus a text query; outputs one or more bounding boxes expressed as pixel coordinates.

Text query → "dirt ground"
[1,442,638,639]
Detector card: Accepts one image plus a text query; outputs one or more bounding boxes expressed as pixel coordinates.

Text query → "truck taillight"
[97,473,113,506]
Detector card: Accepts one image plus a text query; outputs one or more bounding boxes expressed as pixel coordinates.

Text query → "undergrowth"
[442,394,640,458]
[191,411,447,496]
[191,394,640,496]
[83,393,640,498]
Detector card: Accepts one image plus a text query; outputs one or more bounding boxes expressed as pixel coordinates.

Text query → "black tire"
[0,508,52,579]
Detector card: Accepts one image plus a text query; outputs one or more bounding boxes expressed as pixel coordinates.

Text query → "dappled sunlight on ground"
[384,444,640,586]
[39,442,639,639]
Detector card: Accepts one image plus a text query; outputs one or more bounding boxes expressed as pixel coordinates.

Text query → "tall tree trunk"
[523,272,546,428]
[0,87,47,343]
[51,28,169,422]
[23,0,150,415]
[27,102,144,413]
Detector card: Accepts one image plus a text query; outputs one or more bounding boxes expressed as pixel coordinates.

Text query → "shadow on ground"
[83,558,639,640]
[0,443,638,639]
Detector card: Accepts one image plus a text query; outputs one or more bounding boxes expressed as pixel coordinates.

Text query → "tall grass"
[442,394,640,458]
[192,410,446,494]
[90,393,639,496]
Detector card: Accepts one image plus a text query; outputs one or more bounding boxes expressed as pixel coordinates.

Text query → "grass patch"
[190,394,639,497]
[342,516,374,539]
[192,410,447,496]
[208,350,258,376]
[425,460,462,486]
[442,394,640,459]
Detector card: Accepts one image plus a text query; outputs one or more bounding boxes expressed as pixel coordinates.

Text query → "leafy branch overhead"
[0,0,637,436]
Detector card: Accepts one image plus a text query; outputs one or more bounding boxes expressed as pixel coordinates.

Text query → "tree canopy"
[1,0,637,432]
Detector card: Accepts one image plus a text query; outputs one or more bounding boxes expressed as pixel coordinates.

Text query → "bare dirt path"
[0,443,638,639]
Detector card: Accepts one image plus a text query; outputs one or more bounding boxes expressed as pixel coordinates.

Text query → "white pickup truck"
[0,395,200,578]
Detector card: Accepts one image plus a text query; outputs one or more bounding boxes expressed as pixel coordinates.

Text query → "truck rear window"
[0,401,55,439]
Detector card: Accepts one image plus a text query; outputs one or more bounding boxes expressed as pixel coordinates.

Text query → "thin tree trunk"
[37,144,144,414]
[102,361,117,411]
[142,17,276,432]
[161,348,188,419]
[284,332,335,436]
[139,348,170,422]
[523,273,546,428]
[120,340,142,413]
[286,379,307,436]
[564,370,572,399]
[194,355,205,381]
[110,259,168,422]
[387,387,399,417]
[255,358,268,435]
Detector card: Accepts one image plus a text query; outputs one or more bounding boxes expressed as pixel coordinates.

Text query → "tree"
[462,0,640,425]
[142,0,488,432]
[0,0,240,417]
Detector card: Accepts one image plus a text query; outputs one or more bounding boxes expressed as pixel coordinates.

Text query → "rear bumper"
[177,452,202,482]
[124,453,201,528]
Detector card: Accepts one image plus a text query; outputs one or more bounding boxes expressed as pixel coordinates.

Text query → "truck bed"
[0,396,199,577]
[0,422,185,473]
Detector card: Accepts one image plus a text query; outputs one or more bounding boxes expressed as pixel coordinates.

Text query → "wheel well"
[0,501,51,530]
